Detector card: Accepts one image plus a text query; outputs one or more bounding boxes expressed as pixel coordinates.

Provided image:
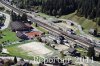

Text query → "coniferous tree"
[14,56,17,64]
[12,0,100,26]
[87,46,95,58]
[17,14,21,21]
[21,13,28,22]
[0,44,2,53]
[11,11,17,21]
[57,8,62,17]
[98,18,100,26]
[13,0,77,16]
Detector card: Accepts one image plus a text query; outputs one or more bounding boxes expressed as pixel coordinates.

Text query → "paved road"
[0,12,10,30]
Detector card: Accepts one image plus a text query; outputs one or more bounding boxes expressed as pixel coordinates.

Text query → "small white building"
[0,13,4,18]
[2,48,9,54]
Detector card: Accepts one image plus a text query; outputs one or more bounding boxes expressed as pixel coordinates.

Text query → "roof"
[10,22,32,31]
[0,63,3,66]
[16,61,26,66]
[16,31,28,40]
[0,13,4,17]
[0,58,3,63]
[24,23,32,28]
[26,31,42,38]
[49,18,62,23]
[68,48,76,53]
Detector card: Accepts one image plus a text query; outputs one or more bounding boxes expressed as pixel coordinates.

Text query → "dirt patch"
[18,42,53,56]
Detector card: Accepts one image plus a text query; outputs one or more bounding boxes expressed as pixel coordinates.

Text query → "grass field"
[32,23,48,34]
[37,12,100,34]
[5,43,44,61]
[5,41,56,61]
[76,47,87,56]
[60,12,100,33]
[0,28,20,44]
[6,44,33,59]
[37,12,54,19]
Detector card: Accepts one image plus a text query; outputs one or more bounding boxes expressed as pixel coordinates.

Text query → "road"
[0,12,10,30]
[1,0,100,53]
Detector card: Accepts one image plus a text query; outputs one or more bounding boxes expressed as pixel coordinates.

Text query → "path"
[0,12,10,30]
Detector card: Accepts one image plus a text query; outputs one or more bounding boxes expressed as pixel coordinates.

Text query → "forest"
[11,0,100,26]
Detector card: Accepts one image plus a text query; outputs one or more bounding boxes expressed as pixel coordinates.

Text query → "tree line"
[41,0,78,16]
[11,0,100,25]
[77,0,100,26]
[11,0,78,16]
[11,11,28,22]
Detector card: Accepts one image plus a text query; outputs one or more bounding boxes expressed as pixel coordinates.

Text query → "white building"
[0,13,4,18]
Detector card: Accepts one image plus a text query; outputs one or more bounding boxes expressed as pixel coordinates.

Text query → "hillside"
[60,12,100,33]
[11,0,100,36]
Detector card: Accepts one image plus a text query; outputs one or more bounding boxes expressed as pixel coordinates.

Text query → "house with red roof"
[25,31,42,39]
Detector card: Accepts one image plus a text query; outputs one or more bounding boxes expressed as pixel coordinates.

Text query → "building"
[10,21,33,32]
[68,48,77,55]
[16,31,42,40]
[0,13,4,18]
[16,31,29,40]
[16,61,32,66]
[49,18,62,23]
[25,31,42,39]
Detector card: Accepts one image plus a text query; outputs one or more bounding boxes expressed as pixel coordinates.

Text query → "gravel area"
[18,42,53,56]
